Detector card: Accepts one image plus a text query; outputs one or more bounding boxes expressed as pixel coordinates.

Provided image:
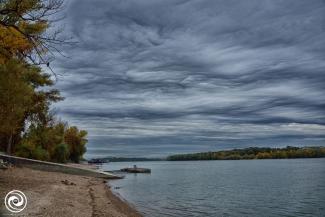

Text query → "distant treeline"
[92,157,164,162]
[167,146,325,161]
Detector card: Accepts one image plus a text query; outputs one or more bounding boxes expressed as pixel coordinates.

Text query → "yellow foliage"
[0,26,32,63]
[0,0,50,63]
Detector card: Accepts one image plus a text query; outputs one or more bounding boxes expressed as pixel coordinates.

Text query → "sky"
[52,0,325,158]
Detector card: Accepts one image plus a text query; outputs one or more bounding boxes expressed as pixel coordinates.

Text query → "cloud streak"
[53,0,325,158]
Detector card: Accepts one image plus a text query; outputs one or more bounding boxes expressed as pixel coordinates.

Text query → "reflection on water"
[103,159,325,217]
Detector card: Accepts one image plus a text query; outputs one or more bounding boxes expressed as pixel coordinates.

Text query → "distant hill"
[167,146,325,161]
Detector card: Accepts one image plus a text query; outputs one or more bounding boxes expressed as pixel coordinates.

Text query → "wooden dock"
[120,166,151,173]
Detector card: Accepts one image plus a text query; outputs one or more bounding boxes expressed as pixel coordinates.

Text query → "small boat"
[120,165,151,173]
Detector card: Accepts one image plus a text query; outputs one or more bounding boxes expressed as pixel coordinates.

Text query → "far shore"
[0,166,142,217]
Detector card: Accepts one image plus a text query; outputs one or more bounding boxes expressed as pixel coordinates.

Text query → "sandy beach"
[0,166,142,217]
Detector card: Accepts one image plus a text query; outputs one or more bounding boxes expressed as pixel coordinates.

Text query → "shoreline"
[0,166,142,217]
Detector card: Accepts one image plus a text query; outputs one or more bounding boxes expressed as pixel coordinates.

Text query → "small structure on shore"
[120,165,151,173]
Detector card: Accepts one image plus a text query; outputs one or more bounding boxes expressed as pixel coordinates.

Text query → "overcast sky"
[52,0,325,158]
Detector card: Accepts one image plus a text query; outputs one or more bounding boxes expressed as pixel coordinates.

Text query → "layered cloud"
[52,0,325,157]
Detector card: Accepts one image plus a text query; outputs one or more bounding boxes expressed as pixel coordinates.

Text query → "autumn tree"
[0,59,63,153]
[0,0,88,162]
[0,0,64,153]
[0,0,65,65]
[0,59,33,153]
[17,119,64,160]
[64,126,87,163]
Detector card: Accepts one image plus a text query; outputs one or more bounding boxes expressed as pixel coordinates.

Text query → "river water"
[102,159,325,217]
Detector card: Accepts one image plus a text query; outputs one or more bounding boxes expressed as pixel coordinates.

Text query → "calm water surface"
[102,159,325,217]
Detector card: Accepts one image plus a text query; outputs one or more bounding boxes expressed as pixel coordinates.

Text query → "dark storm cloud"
[52,0,325,158]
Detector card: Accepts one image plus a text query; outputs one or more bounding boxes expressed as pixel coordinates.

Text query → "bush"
[32,146,50,161]
[16,144,49,161]
[15,143,32,159]
[64,126,87,163]
[14,122,87,163]
[52,143,70,163]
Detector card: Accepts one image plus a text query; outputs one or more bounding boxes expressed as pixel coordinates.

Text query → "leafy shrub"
[16,144,49,161]
[64,127,87,163]
[32,146,50,161]
[52,143,70,163]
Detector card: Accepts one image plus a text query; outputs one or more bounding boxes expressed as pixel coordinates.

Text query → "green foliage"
[16,122,87,163]
[0,52,62,154]
[33,146,50,161]
[64,127,88,163]
[0,0,64,64]
[15,143,49,161]
[14,143,33,159]
[0,60,33,152]
[0,60,32,131]
[52,143,70,163]
[0,1,88,162]
[167,146,325,161]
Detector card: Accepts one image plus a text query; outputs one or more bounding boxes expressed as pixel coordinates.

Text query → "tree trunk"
[6,133,12,155]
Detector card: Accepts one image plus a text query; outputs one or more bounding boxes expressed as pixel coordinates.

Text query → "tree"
[0,0,64,154]
[0,60,33,153]
[167,147,325,161]
[0,0,88,162]
[0,0,65,65]
[52,143,69,163]
[64,126,87,163]
[0,58,62,154]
